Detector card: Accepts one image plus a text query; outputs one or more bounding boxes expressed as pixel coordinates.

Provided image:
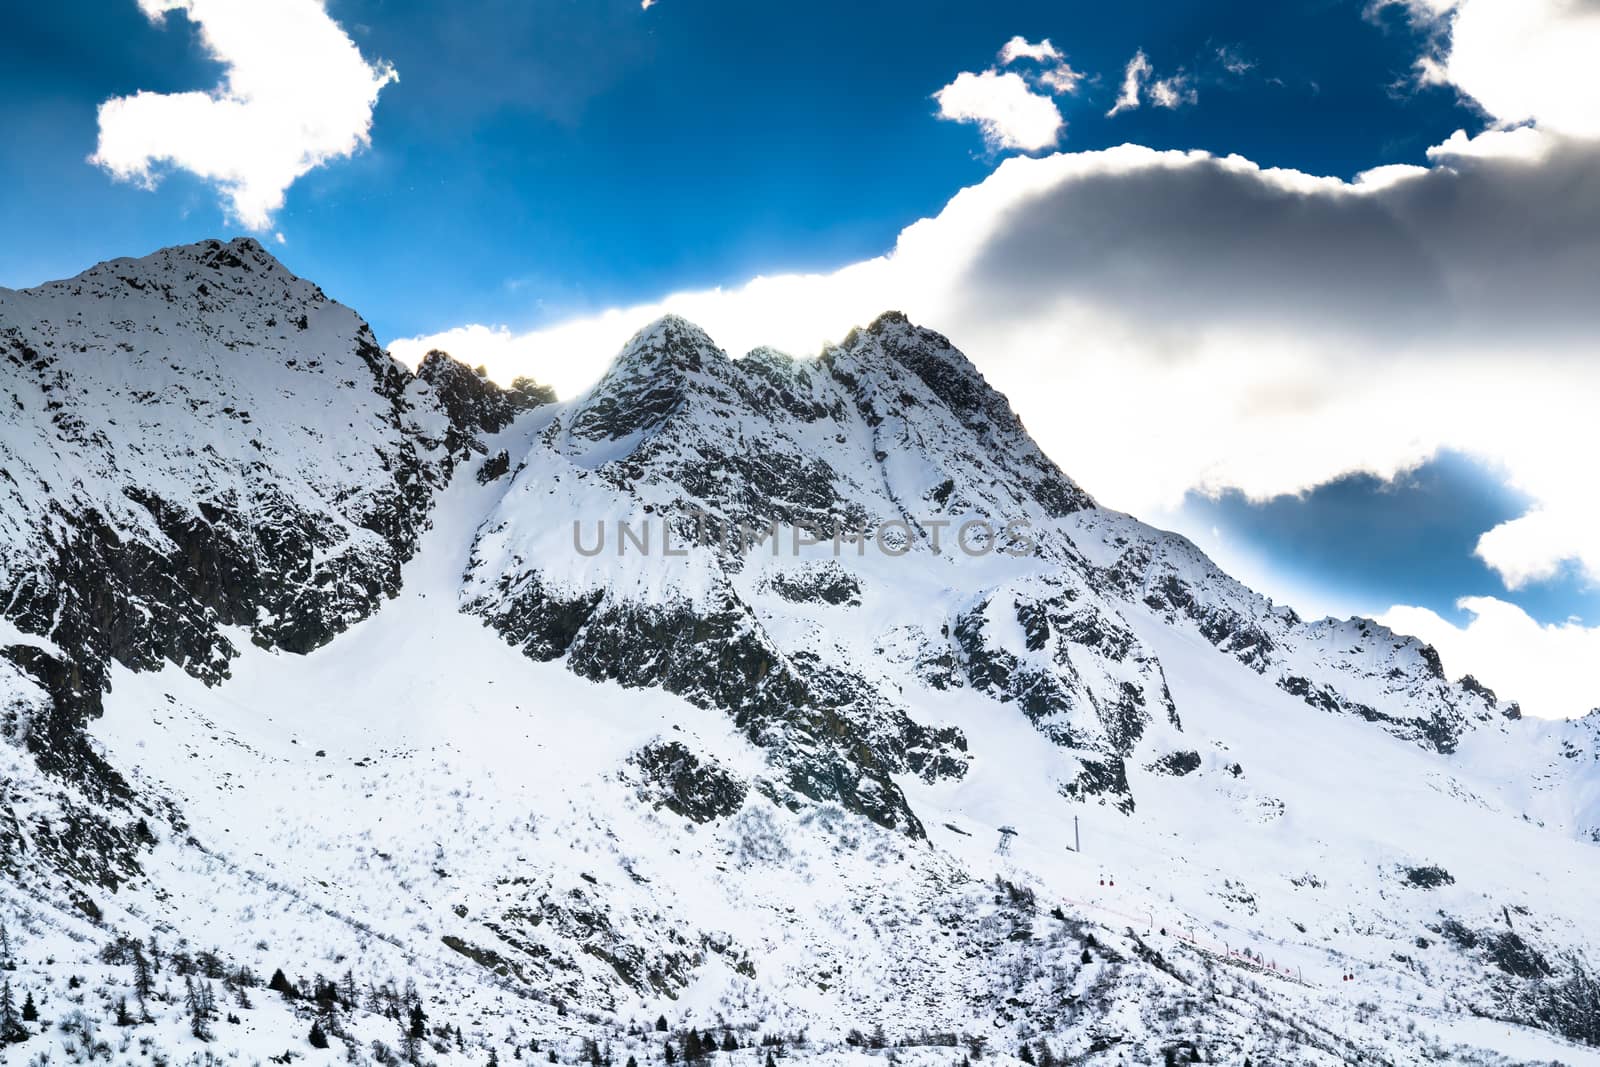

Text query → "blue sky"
[4,1,1474,337]
[3,0,1598,714]
[1176,453,1600,628]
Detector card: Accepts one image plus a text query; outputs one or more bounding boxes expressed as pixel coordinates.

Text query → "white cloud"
[1442,0,1600,137]
[996,36,1083,95]
[1385,0,1600,137]
[933,37,1082,150]
[998,36,1062,65]
[1107,50,1195,115]
[1379,599,1600,719]
[1036,64,1085,96]
[92,0,397,229]
[1216,45,1255,76]
[933,70,1064,152]
[1107,50,1152,116]
[1475,508,1596,590]
[1148,73,1197,109]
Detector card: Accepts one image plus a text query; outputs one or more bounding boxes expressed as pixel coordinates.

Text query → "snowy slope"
[3,243,1599,1067]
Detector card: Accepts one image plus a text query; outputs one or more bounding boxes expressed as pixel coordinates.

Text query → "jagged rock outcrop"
[1069,509,1508,753]
[410,349,554,469]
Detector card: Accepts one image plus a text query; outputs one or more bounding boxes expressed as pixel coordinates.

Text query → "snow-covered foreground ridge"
[2,239,1600,1067]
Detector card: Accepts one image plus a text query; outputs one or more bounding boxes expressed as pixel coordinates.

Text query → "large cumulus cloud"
[396,134,1599,513]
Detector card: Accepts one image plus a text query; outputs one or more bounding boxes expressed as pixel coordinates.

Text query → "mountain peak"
[866,309,912,332]
[829,312,1097,518]
[625,314,726,367]
[563,316,730,443]
[7,237,336,342]
[72,236,296,286]
[551,311,1095,521]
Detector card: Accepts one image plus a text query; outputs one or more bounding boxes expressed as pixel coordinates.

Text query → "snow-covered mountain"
[3,240,1599,1067]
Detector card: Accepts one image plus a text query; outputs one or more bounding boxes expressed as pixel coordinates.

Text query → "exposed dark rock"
[477,449,512,484]
[1060,757,1134,815]
[1438,917,1479,950]
[1487,930,1553,980]
[469,577,960,837]
[1458,674,1497,704]
[414,349,550,468]
[510,375,558,408]
[1279,674,1465,754]
[628,741,748,823]
[764,563,861,607]
[1401,865,1454,889]
[1149,750,1202,777]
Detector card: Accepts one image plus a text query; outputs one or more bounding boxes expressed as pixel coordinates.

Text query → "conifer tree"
[656,1015,669,1032]
[401,1013,419,1064]
[185,976,213,1041]
[201,982,215,1038]
[115,997,133,1026]
[1018,1044,1035,1066]
[310,1020,330,1049]
[341,969,359,1010]
[0,977,24,1042]
[133,950,154,1017]
[403,1002,427,1064]
[269,968,295,997]
[197,948,224,979]
[316,976,340,1021]
[21,990,37,1023]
